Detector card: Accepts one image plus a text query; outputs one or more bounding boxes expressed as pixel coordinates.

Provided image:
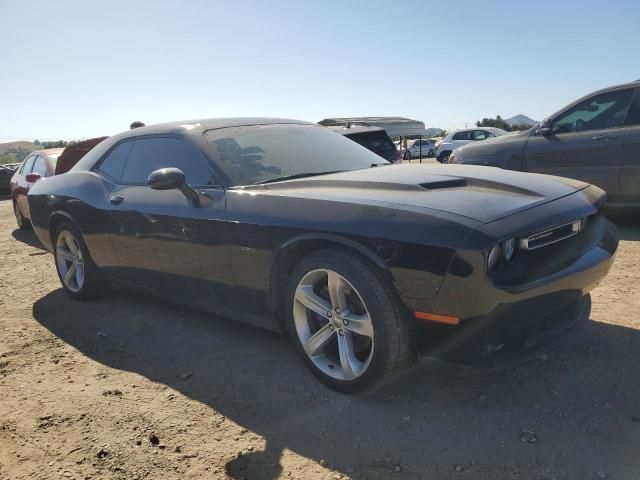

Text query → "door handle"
[110,194,124,205]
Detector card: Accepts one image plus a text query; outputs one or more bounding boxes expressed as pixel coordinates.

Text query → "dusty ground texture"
[0,197,639,480]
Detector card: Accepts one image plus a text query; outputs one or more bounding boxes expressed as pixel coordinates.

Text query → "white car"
[435,127,507,163]
[401,139,437,160]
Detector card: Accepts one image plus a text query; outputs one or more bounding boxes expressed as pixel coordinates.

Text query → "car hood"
[254,164,588,224]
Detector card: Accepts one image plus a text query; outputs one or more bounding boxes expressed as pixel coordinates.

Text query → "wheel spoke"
[75,262,85,288]
[56,247,74,262]
[65,232,79,255]
[295,285,332,319]
[337,331,359,380]
[303,323,335,357]
[327,271,348,312]
[342,311,374,338]
[64,263,76,287]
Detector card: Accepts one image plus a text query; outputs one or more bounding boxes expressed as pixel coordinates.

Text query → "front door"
[14,154,36,215]
[620,88,640,204]
[524,87,635,202]
[103,135,234,308]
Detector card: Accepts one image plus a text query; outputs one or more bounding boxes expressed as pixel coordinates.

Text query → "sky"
[1,0,639,141]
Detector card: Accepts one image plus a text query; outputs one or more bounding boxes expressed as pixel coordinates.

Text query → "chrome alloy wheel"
[293,269,375,381]
[56,230,85,293]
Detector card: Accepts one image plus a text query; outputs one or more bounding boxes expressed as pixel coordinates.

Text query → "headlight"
[488,238,517,272]
[502,238,516,261]
[487,243,502,272]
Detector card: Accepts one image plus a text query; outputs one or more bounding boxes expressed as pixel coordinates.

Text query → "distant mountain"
[505,114,538,127]
[0,140,40,165]
[0,140,39,155]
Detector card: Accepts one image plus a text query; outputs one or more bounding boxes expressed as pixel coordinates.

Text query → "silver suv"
[436,127,507,163]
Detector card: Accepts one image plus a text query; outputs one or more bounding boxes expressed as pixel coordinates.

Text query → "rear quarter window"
[97,141,134,181]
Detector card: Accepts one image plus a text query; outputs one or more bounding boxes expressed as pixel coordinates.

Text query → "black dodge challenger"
[28,118,619,392]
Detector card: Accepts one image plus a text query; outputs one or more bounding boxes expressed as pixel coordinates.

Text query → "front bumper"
[409,192,618,365]
[413,293,592,365]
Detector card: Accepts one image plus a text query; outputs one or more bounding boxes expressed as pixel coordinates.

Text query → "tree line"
[475,115,533,132]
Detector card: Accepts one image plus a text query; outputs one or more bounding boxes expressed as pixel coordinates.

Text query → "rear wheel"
[286,249,414,393]
[53,222,99,300]
[14,200,31,230]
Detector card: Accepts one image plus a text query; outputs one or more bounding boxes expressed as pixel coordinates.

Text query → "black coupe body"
[28,118,618,392]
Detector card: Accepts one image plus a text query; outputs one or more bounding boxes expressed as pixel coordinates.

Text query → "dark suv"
[328,125,401,163]
[451,80,640,211]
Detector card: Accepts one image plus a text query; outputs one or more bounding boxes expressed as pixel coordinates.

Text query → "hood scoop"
[420,177,468,190]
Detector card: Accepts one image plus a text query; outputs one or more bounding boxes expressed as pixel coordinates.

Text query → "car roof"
[115,117,312,140]
[327,125,386,135]
[30,148,65,157]
[547,79,640,120]
[450,128,497,133]
[70,118,316,173]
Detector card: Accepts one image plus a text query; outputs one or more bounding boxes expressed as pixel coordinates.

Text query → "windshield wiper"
[251,170,345,185]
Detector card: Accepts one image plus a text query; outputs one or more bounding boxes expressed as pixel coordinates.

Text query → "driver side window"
[20,155,35,174]
[552,88,634,134]
[121,137,217,187]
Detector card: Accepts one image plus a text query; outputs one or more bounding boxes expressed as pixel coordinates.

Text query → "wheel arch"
[268,233,396,332]
[48,210,79,246]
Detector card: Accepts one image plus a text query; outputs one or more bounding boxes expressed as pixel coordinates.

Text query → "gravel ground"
[1,197,639,480]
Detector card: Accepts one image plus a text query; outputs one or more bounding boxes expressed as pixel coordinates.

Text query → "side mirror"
[148,167,185,190]
[538,118,553,136]
[25,172,41,183]
[147,167,202,207]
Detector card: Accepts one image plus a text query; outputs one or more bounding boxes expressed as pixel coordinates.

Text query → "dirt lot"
[1,197,639,480]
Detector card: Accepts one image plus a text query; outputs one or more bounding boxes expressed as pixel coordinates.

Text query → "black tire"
[14,200,31,230]
[53,221,100,300]
[438,151,451,163]
[285,248,414,393]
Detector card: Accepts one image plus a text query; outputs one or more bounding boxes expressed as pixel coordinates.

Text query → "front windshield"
[204,124,389,186]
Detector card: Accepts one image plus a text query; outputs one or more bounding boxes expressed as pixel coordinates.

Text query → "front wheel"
[286,249,414,393]
[438,151,451,163]
[53,222,99,300]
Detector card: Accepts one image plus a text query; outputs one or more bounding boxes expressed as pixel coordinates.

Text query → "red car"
[10,148,64,229]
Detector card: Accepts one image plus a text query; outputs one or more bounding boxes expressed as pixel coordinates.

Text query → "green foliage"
[475,116,532,132]
[0,152,18,165]
[433,129,448,138]
[38,140,69,149]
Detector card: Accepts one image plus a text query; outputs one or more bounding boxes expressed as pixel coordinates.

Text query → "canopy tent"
[318,116,434,162]
[318,116,429,138]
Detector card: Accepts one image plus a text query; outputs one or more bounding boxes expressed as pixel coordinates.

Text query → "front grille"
[519,219,582,251]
